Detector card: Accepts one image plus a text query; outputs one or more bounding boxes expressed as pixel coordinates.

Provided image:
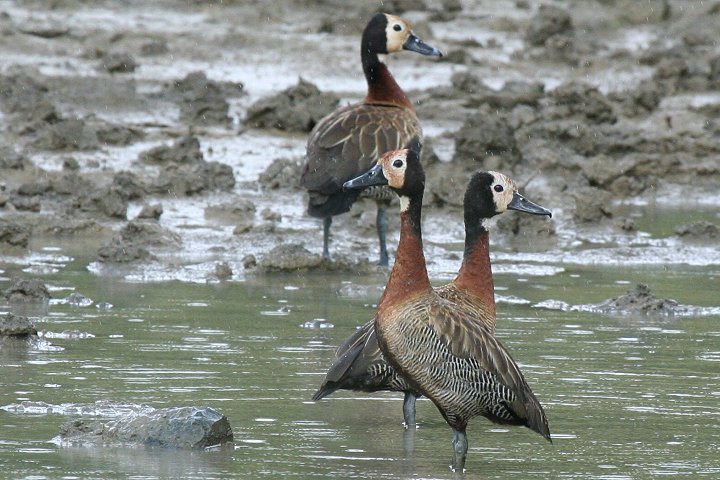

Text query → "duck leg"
[376,204,389,266]
[451,428,468,473]
[402,391,417,429]
[322,217,332,259]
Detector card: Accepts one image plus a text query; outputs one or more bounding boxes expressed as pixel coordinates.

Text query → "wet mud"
[0,0,718,282]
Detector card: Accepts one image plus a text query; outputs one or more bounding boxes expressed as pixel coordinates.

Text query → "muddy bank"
[0,0,718,283]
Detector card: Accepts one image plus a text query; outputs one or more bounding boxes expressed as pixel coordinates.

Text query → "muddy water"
[1,240,719,479]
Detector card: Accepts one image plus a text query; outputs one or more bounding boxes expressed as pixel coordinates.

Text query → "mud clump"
[96,124,145,146]
[0,313,37,337]
[72,186,129,220]
[3,278,51,304]
[30,118,100,151]
[675,221,719,240]
[97,237,155,264]
[258,158,303,190]
[112,171,147,200]
[453,108,519,170]
[204,200,256,225]
[0,220,30,248]
[170,71,237,126]
[546,82,616,125]
[100,53,137,73]
[137,203,163,220]
[0,146,29,169]
[258,243,323,272]
[572,186,614,223]
[149,161,235,197]
[139,136,204,165]
[139,136,235,196]
[497,211,556,239]
[118,220,182,249]
[97,219,180,264]
[0,71,59,131]
[244,78,339,132]
[597,284,679,315]
[524,5,573,47]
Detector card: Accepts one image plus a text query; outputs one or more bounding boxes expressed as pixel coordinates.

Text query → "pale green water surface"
[1,233,719,479]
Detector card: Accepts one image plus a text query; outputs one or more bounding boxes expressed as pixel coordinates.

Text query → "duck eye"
[393,24,402,32]
[393,159,404,168]
[494,184,504,192]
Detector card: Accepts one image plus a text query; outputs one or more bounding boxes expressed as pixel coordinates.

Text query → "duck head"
[363,13,443,57]
[343,147,425,209]
[465,171,552,227]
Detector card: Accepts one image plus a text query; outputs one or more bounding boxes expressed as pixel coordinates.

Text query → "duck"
[299,12,443,266]
[338,146,551,472]
[312,155,552,430]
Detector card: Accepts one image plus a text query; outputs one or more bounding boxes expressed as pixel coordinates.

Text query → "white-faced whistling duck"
[339,146,552,473]
[299,12,442,266]
[311,162,552,431]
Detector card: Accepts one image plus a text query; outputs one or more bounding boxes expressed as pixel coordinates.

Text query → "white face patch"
[399,195,411,212]
[487,171,517,214]
[384,14,411,53]
[380,150,409,189]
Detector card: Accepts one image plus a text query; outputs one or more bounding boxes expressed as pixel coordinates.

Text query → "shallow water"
[1,245,719,479]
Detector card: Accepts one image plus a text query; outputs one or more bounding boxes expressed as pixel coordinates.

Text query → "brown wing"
[300,103,421,195]
[312,317,414,400]
[424,299,550,438]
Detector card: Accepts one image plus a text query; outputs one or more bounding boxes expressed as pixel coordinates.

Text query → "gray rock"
[0,313,37,336]
[597,284,679,315]
[58,406,233,449]
[4,278,51,304]
[244,78,339,132]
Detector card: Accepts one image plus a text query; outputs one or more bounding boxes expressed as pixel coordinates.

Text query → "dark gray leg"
[322,217,332,260]
[376,205,389,266]
[403,391,417,429]
[451,428,468,473]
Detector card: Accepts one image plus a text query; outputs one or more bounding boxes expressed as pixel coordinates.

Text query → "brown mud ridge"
[0,0,718,279]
